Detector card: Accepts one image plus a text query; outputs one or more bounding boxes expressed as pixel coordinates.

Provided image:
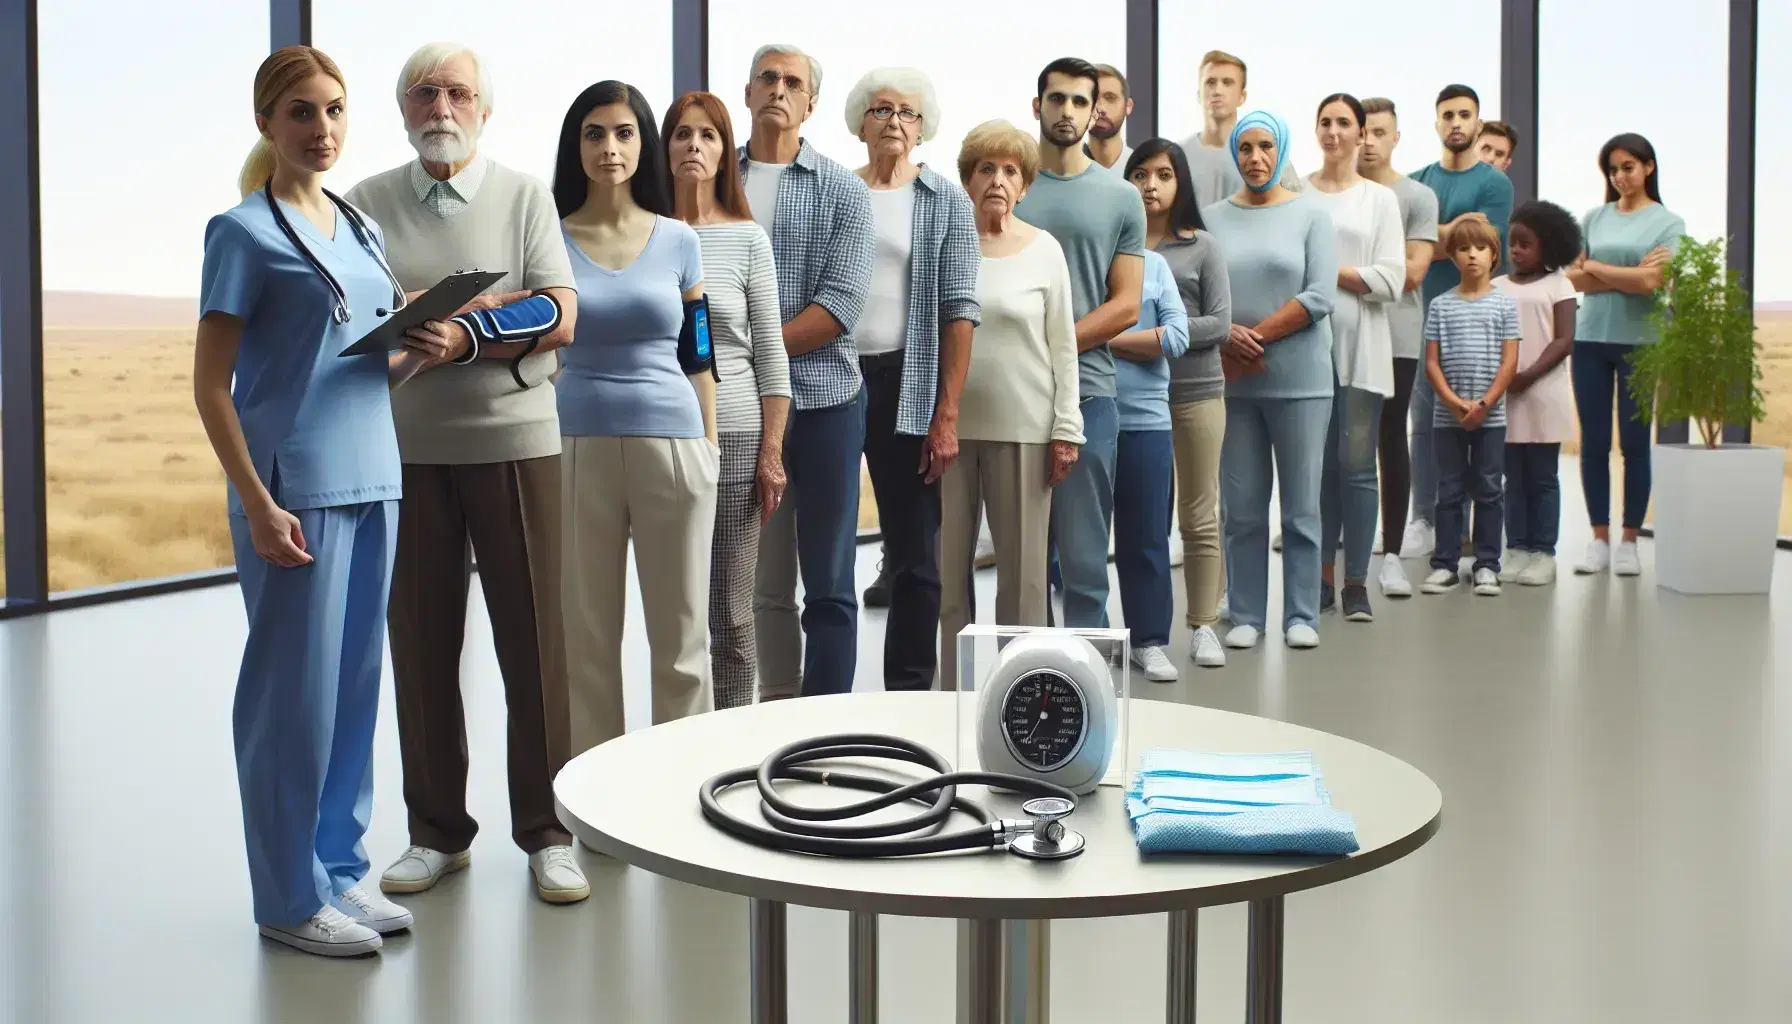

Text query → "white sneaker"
[1223,624,1259,649]
[1131,645,1179,683]
[1575,539,1610,575]
[333,883,413,934]
[1498,550,1532,583]
[973,529,997,570]
[1612,541,1641,576]
[1285,624,1320,649]
[1517,553,1557,586]
[1272,532,1284,552]
[1378,555,1412,598]
[380,846,471,894]
[259,905,382,958]
[1473,568,1502,596]
[1216,594,1231,623]
[529,846,590,904]
[1401,520,1436,559]
[1168,535,1184,567]
[1420,568,1460,594]
[1190,626,1226,668]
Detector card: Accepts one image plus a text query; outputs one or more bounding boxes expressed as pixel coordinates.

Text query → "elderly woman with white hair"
[343,42,588,906]
[845,66,981,692]
[938,120,1082,689]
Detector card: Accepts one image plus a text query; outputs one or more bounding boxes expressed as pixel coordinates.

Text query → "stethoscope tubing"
[262,178,407,326]
[698,733,1078,858]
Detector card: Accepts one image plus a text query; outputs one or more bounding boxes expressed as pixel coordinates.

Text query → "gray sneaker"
[1341,584,1373,622]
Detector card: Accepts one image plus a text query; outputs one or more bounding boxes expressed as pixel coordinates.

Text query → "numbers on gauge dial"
[1001,671,1087,771]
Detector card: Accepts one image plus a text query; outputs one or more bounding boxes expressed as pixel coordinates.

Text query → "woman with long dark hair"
[1122,139,1231,669]
[1566,132,1683,577]
[555,81,718,753]
[663,90,790,710]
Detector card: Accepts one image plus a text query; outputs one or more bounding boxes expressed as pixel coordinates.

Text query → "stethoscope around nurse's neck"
[263,177,408,326]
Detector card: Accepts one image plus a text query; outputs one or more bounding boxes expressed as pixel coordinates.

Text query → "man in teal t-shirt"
[1405,83,1515,552]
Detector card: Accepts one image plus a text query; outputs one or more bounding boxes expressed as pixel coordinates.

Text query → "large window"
[316,1,674,191]
[708,3,1128,530]
[1754,2,1791,533]
[1157,2,1501,177]
[36,1,266,592]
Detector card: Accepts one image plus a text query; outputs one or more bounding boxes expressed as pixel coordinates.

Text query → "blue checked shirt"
[883,166,983,436]
[739,140,875,411]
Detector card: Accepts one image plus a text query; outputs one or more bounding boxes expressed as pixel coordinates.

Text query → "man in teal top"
[1404,83,1514,555]
[1013,56,1146,630]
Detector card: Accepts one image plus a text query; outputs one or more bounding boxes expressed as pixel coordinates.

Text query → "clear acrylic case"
[951,624,1132,789]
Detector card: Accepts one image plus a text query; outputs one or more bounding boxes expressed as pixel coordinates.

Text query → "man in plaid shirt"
[742,44,877,699]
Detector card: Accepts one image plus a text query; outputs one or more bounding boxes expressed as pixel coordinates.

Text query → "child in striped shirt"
[1421,218,1520,596]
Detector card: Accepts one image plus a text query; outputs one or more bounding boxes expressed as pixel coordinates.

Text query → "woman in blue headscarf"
[1198,110,1338,651]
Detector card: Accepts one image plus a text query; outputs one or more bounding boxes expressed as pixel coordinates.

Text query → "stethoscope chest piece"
[1007,796,1086,860]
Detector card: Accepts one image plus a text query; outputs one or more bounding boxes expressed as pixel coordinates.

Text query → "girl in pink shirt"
[1493,199,1581,586]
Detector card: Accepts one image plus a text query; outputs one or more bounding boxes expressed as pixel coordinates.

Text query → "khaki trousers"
[562,435,718,755]
[1171,399,1227,628]
[939,439,1052,690]
[388,456,569,854]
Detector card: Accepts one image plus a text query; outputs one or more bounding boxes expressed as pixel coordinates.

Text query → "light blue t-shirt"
[1014,164,1147,399]
[1200,194,1338,401]
[1115,249,1190,431]
[1577,202,1686,345]
[199,191,401,514]
[559,217,706,438]
[1424,289,1521,429]
[1411,161,1514,303]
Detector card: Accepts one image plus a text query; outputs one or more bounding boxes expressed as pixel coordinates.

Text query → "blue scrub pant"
[1050,396,1119,628]
[1221,396,1331,632]
[231,500,397,927]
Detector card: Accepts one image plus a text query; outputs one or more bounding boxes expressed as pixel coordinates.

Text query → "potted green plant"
[1629,235,1782,594]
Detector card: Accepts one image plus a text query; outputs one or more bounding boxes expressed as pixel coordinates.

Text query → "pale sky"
[34,0,1791,301]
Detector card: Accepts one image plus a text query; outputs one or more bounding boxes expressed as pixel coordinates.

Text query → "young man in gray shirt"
[1358,96,1439,597]
[345,44,586,907]
[1176,49,1301,208]
[1014,57,1146,630]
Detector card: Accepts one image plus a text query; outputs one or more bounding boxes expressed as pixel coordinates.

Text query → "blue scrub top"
[200,190,403,515]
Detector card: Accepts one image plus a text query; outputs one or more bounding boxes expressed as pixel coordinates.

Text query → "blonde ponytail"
[239,137,275,198]
[243,46,347,198]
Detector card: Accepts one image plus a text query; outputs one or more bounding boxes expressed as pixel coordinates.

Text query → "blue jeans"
[1409,368,1438,526]
[1050,396,1118,628]
[753,390,866,697]
[1114,428,1174,647]
[1432,425,1505,573]
[1221,396,1331,632]
[1320,385,1383,583]
[1504,442,1561,555]
[1571,341,1651,530]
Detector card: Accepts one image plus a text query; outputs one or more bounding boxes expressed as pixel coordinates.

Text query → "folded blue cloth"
[1127,749,1359,856]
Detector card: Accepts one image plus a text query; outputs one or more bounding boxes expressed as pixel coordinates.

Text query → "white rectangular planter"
[1652,443,1786,595]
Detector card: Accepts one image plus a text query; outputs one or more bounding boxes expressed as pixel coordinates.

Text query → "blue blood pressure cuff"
[679,296,718,379]
[449,292,563,388]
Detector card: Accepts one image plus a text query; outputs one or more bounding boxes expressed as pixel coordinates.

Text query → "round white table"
[555,692,1440,1024]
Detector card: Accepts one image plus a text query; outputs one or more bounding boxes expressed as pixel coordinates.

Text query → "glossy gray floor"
[4,474,1791,1023]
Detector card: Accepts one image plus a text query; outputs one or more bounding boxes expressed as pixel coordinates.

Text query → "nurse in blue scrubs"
[193,45,460,957]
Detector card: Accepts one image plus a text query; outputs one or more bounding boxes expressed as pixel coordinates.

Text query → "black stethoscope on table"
[263,179,408,325]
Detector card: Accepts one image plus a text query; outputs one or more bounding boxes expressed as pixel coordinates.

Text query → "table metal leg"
[749,898,787,1024]
[1166,909,1198,1023]
[1002,919,1051,1023]
[849,911,878,1023]
[1245,897,1284,1024]
[957,919,1002,1024]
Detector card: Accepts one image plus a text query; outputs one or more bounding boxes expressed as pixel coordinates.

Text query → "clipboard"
[339,269,509,356]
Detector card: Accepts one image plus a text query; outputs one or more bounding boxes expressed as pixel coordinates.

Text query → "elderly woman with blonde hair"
[938,120,1083,689]
[841,66,981,692]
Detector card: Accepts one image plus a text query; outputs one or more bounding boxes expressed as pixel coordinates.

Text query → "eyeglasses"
[405,83,478,109]
[753,69,809,95]
[866,106,921,124]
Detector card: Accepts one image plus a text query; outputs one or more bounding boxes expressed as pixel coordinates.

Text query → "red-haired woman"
[664,92,791,708]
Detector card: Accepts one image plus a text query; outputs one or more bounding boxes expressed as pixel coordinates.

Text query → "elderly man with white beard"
[343,42,589,906]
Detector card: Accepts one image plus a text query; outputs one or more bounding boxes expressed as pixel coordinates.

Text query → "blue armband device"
[450,293,563,388]
[679,296,717,379]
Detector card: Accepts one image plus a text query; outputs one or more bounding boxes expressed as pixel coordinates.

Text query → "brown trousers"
[388,456,570,855]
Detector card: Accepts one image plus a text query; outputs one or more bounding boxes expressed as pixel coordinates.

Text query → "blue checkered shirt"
[739,141,875,411]
[882,166,983,435]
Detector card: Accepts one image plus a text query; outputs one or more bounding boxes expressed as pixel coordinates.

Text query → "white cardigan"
[1305,177,1406,397]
